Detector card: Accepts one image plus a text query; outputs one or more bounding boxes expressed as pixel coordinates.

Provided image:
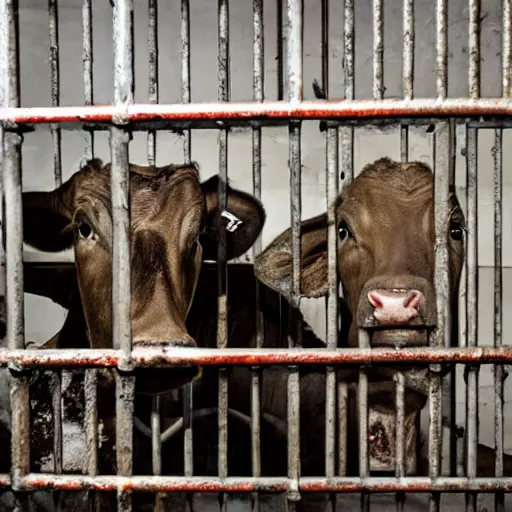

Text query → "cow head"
[22,159,265,395]
[255,157,465,381]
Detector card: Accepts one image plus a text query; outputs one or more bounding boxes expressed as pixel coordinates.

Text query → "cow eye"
[449,221,464,241]
[77,221,93,240]
[338,221,352,242]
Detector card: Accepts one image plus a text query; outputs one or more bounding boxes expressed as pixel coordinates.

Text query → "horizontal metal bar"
[3,98,512,125]
[1,475,512,494]
[4,347,512,368]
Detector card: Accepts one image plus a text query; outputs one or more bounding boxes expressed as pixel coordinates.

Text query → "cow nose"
[367,289,424,325]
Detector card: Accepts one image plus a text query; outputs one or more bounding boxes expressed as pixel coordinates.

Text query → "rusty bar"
[0,474,511,493]
[0,3,29,510]
[217,2,230,510]
[147,0,158,165]
[251,1,264,510]
[84,369,99,510]
[373,0,383,100]
[286,1,302,509]
[358,329,370,512]
[6,98,512,124]
[48,0,62,186]
[428,120,451,512]
[3,346,512,367]
[400,0,414,162]
[181,0,191,161]
[50,371,63,475]
[338,380,348,476]
[465,126,478,512]
[276,0,283,100]
[321,0,328,98]
[325,123,338,512]
[468,0,480,100]
[435,0,447,99]
[183,384,194,512]
[503,0,512,99]
[395,372,406,512]
[82,0,94,160]
[493,128,504,512]
[340,0,354,187]
[112,1,134,510]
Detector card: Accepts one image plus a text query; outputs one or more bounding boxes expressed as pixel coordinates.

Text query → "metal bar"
[8,98,512,124]
[217,2,230,510]
[468,0,481,100]
[373,0,383,100]
[435,0,447,99]
[286,1,302,509]
[183,384,194,512]
[400,0,414,162]
[429,120,451,512]
[112,1,134,510]
[395,372,406,512]
[276,0,283,100]
[2,475,512,493]
[147,0,158,165]
[493,129,504,512]
[82,0,94,160]
[359,330,370,512]
[465,127,478,512]
[84,369,99,510]
[151,396,164,511]
[325,124,338,512]
[48,0,62,186]
[321,0,328,99]
[51,371,63,475]
[4,346,512,367]
[181,0,191,161]
[0,3,28,510]
[251,1,264,510]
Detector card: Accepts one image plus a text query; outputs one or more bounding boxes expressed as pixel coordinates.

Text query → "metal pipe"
[395,372,406,512]
[0,4,28,510]
[251,1,264,510]
[112,1,134,510]
[468,0,481,100]
[181,0,191,161]
[325,123,338,512]
[358,329,370,512]
[373,0,383,100]
[48,0,62,186]
[435,0,447,99]
[82,0,94,160]
[4,475,512,493]
[84,368,99,511]
[7,98,512,124]
[321,0,329,99]
[400,0,414,162]
[217,2,230,510]
[147,0,158,165]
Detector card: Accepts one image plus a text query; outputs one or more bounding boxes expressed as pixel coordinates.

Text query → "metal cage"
[0,0,509,511]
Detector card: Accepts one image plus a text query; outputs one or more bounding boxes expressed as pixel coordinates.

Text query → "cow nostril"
[368,291,383,309]
[404,290,423,310]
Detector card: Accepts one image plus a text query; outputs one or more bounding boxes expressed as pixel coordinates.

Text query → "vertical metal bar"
[395,372,406,512]
[51,371,63,474]
[82,0,94,160]
[358,329,370,512]
[401,0,414,162]
[466,4,481,511]
[321,0,329,99]
[495,6,509,510]
[372,0,383,100]
[435,0,447,99]
[147,0,158,165]
[276,0,284,100]
[112,1,134,511]
[285,2,302,510]
[151,395,165,512]
[340,0,354,189]
[465,127,478,512]
[217,1,230,510]
[493,128,503,512]
[84,369,99,511]
[181,0,191,161]
[429,120,451,512]
[251,1,264,511]
[0,3,28,511]
[325,125,338,512]
[48,0,62,187]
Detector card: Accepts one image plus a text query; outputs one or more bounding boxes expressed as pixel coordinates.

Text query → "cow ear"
[200,175,266,261]
[254,213,329,299]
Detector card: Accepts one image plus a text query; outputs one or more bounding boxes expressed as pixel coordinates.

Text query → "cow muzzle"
[357,275,437,348]
[133,334,200,395]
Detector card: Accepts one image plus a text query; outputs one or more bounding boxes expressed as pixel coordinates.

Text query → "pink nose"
[367,289,424,325]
